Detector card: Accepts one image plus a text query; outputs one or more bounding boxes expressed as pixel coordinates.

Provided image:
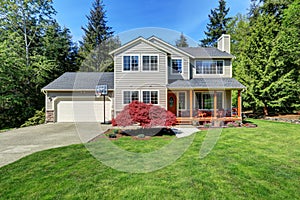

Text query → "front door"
[167,92,177,115]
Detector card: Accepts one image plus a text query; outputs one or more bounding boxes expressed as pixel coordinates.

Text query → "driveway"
[0,123,110,168]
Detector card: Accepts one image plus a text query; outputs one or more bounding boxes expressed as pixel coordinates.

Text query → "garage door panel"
[57,101,111,122]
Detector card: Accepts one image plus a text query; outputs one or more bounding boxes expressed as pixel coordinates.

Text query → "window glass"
[123,56,139,71]
[123,91,139,104]
[142,91,150,103]
[195,92,223,109]
[150,91,158,104]
[195,60,223,74]
[178,92,186,109]
[172,59,182,74]
[143,55,158,71]
[142,91,158,104]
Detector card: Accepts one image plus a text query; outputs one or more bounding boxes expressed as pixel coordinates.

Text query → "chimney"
[217,34,230,54]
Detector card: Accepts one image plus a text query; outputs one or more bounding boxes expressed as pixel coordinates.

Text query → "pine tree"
[274,0,300,111]
[79,0,118,72]
[175,33,189,47]
[200,0,231,47]
[0,0,79,128]
[80,0,113,52]
[234,13,297,115]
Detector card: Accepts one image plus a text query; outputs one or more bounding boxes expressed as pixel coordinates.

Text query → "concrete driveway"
[0,123,110,168]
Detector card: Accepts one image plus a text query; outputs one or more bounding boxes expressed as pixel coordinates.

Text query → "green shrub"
[21,108,45,127]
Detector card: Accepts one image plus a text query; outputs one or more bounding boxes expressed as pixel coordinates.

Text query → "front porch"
[167,90,243,125]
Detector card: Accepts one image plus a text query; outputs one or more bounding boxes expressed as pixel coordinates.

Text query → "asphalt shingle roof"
[42,72,114,91]
[167,78,246,89]
[179,47,234,59]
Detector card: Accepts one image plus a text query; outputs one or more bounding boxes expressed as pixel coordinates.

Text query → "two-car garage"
[56,99,111,122]
[42,72,114,123]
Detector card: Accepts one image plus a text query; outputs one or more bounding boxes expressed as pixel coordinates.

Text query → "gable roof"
[109,36,168,55]
[110,35,234,59]
[167,78,245,89]
[147,36,195,58]
[42,72,114,91]
[179,47,234,59]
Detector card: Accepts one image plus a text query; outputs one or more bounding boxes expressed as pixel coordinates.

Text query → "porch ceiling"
[167,78,246,90]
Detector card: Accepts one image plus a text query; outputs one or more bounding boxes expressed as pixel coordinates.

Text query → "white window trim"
[194,60,225,75]
[122,54,140,72]
[122,90,140,105]
[171,58,184,75]
[141,90,159,105]
[141,54,159,72]
[177,91,187,111]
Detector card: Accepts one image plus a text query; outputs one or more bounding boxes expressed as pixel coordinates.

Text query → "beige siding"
[191,58,232,78]
[114,41,168,114]
[149,38,190,81]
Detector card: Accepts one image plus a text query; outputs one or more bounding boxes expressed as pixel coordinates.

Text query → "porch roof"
[167,78,246,90]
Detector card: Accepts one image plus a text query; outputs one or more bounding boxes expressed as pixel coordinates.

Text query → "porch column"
[237,90,242,117]
[214,91,217,119]
[190,90,193,118]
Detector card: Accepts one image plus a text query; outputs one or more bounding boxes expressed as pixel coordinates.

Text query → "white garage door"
[57,101,111,122]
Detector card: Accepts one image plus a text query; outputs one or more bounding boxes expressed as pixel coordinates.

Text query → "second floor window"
[142,55,158,71]
[171,59,183,74]
[196,60,224,74]
[123,56,139,71]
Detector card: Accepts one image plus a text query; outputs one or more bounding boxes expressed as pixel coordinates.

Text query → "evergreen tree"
[234,13,297,115]
[200,0,231,47]
[80,36,121,72]
[79,0,118,72]
[274,0,300,111]
[80,0,113,53]
[175,33,189,47]
[0,0,79,128]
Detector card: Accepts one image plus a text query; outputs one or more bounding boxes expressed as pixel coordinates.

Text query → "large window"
[142,55,158,71]
[195,92,223,109]
[195,60,223,74]
[123,56,139,71]
[171,59,183,74]
[123,91,139,104]
[142,91,158,104]
[178,92,186,110]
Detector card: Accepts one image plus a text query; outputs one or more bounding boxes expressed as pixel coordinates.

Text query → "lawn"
[0,119,299,199]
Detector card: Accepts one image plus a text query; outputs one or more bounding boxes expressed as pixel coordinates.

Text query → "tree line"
[0,0,299,129]
[0,0,115,129]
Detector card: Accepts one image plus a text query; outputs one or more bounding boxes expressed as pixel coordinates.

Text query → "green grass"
[0,119,299,199]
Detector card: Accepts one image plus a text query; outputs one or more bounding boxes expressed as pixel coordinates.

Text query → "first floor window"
[178,92,186,110]
[142,91,158,104]
[123,91,139,104]
[171,59,183,74]
[195,92,223,109]
[123,55,139,71]
[196,60,224,74]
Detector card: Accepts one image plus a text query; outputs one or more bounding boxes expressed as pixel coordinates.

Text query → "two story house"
[42,34,245,124]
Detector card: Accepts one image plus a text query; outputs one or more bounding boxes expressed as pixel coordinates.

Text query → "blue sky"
[53,0,250,45]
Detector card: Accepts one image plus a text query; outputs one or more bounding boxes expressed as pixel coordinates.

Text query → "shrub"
[227,121,240,127]
[21,108,45,127]
[112,101,176,127]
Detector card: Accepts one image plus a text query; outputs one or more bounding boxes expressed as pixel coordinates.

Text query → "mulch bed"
[88,128,175,142]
